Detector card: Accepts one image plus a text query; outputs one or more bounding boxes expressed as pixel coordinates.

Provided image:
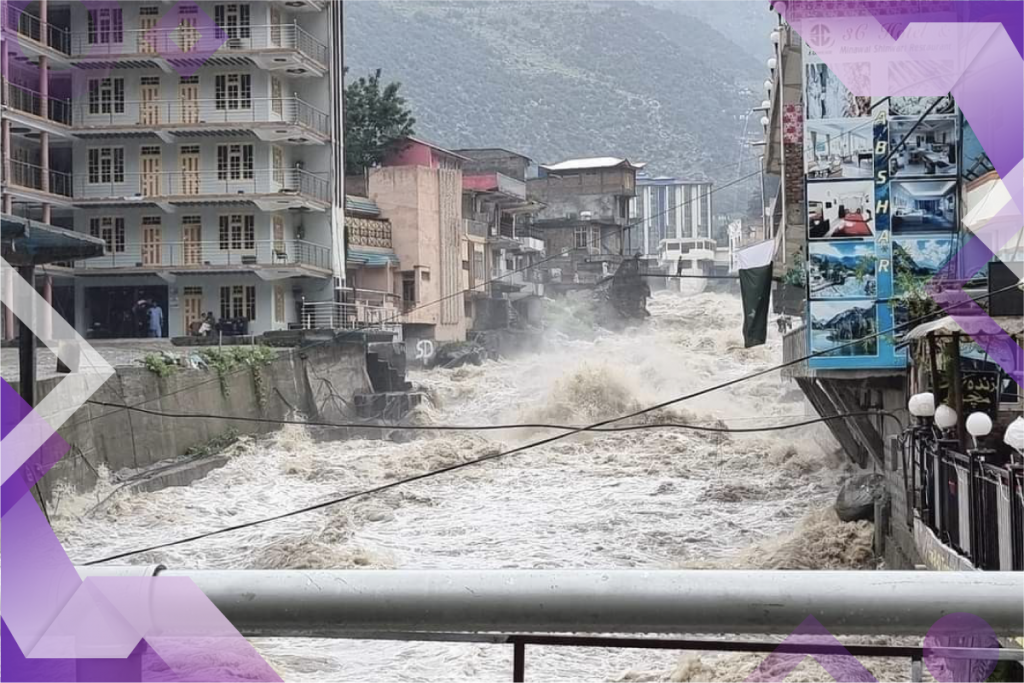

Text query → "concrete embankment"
[13,339,373,501]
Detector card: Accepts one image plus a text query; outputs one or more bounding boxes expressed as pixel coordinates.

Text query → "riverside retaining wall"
[16,339,372,500]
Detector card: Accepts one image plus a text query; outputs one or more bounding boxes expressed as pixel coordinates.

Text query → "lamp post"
[907,393,937,526]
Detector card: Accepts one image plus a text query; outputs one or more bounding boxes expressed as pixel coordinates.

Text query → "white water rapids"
[51,291,913,681]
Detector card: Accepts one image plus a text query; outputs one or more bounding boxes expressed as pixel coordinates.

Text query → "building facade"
[631,171,714,256]
[1,0,343,339]
[368,137,467,343]
[526,157,641,287]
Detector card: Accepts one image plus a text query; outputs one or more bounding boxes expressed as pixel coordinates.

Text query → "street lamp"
[1004,416,1024,452]
[934,404,958,431]
[908,392,935,419]
[966,412,993,446]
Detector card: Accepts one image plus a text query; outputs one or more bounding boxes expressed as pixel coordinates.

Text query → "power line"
[81,400,902,435]
[80,283,1016,566]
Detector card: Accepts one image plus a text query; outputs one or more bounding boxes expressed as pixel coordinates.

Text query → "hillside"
[343,1,771,212]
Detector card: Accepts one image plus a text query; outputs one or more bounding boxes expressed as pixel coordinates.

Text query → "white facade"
[631,175,714,256]
[1,0,342,338]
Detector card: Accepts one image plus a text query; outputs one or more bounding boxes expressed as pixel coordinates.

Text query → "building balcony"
[301,300,401,333]
[3,83,73,134]
[1,6,73,63]
[70,97,329,144]
[68,24,329,76]
[72,169,331,212]
[3,160,74,207]
[348,216,393,249]
[75,239,331,277]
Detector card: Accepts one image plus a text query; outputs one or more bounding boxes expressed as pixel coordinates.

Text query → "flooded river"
[52,291,901,681]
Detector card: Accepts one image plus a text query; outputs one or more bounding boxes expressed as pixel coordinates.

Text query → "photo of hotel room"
[808,180,875,239]
[889,118,957,178]
[805,120,873,179]
[891,180,957,233]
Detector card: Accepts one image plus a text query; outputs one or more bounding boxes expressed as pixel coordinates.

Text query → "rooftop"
[540,157,646,174]
[345,195,382,217]
[1,214,105,266]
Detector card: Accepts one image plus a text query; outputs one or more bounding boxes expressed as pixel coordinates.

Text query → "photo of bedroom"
[807,180,875,239]
[891,180,957,233]
[805,63,872,119]
[805,120,873,179]
[889,117,957,178]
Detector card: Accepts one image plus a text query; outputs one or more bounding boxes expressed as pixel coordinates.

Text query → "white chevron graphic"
[1,257,114,488]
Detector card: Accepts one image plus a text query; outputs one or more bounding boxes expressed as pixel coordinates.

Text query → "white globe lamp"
[934,404,957,430]
[908,393,935,418]
[1004,416,1024,452]
[966,412,993,439]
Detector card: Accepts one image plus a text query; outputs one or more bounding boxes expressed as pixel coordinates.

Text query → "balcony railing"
[905,433,1023,571]
[6,160,73,197]
[69,24,328,68]
[301,301,400,332]
[347,217,392,248]
[72,97,329,137]
[4,83,72,125]
[73,168,330,205]
[1,5,72,55]
[77,239,330,271]
[347,288,402,309]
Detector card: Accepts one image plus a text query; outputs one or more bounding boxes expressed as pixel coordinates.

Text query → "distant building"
[631,171,714,256]
[368,136,467,343]
[526,157,642,288]
[456,148,545,329]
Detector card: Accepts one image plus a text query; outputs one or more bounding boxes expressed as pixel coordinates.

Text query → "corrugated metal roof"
[541,157,647,173]
[903,314,1024,340]
[347,248,398,267]
[345,195,381,216]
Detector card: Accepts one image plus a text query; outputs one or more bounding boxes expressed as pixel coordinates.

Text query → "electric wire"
[80,282,1018,566]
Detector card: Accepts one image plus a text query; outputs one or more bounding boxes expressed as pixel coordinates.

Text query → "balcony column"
[40,130,49,193]
[39,0,48,28]
[42,203,51,224]
[3,267,14,341]
[38,55,48,117]
[1,46,8,107]
[41,275,53,343]
[1,118,10,188]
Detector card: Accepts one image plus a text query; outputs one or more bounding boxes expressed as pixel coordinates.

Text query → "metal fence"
[906,432,1024,570]
[76,239,330,271]
[74,168,330,205]
[4,83,72,125]
[2,5,72,54]
[301,301,401,333]
[7,160,73,198]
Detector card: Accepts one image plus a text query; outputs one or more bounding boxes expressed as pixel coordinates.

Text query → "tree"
[344,68,416,174]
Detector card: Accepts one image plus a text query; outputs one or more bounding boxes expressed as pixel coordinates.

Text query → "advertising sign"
[803,46,961,370]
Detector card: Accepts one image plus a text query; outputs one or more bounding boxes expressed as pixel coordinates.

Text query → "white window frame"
[214,73,252,111]
[87,147,125,184]
[218,214,255,251]
[89,216,125,253]
[88,77,124,115]
[216,143,254,181]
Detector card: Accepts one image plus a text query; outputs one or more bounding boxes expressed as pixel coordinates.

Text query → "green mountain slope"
[344,1,770,210]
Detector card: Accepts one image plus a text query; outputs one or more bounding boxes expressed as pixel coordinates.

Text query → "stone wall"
[20,340,372,499]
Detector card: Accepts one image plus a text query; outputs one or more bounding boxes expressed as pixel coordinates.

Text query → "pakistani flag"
[737,239,776,348]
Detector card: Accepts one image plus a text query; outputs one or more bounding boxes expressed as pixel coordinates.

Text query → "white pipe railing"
[71,568,1024,638]
[7,160,73,197]
[73,168,330,205]
[76,239,330,271]
[68,23,328,67]
[72,97,329,136]
[301,300,400,332]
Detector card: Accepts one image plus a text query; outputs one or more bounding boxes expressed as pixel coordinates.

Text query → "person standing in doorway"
[147,301,164,338]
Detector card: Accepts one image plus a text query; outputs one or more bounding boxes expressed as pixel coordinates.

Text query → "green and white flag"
[737,239,776,348]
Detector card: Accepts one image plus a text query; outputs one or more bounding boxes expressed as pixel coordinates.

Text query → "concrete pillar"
[41,275,53,342]
[38,55,48,111]
[2,118,10,186]
[40,130,50,193]
[2,194,11,214]
[42,203,51,224]
[4,267,15,341]
[1,46,9,107]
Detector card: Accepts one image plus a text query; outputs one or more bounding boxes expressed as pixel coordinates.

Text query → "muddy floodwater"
[52,291,912,682]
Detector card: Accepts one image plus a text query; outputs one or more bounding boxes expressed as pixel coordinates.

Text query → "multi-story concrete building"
[368,136,467,344]
[456,148,545,329]
[1,0,344,339]
[631,171,714,256]
[526,157,642,288]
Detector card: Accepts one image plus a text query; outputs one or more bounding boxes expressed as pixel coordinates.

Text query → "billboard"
[802,50,961,370]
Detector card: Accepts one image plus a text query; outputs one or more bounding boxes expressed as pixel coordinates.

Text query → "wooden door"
[140,78,161,125]
[272,214,286,258]
[138,8,157,53]
[179,78,199,123]
[270,8,282,46]
[272,146,284,186]
[179,146,200,195]
[142,219,162,265]
[182,217,202,265]
[141,147,162,196]
[182,287,203,332]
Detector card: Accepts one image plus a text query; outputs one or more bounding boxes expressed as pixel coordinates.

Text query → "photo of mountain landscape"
[893,236,955,296]
[810,301,879,356]
[808,241,877,299]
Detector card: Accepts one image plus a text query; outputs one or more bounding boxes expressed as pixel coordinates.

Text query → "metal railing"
[1,5,72,55]
[3,83,72,125]
[72,97,329,137]
[73,168,330,205]
[6,160,73,197]
[301,301,400,332]
[347,287,402,308]
[906,432,1024,570]
[348,217,393,248]
[76,239,330,271]
[69,23,328,68]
